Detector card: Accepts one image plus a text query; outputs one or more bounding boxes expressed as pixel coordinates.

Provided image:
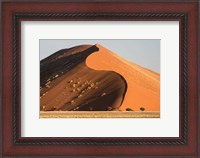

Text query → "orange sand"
[86,44,160,111]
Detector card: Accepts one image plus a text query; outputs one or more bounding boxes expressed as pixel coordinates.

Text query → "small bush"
[140,107,145,111]
[126,108,133,111]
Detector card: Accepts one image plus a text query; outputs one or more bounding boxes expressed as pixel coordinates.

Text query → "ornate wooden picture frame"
[1,1,199,157]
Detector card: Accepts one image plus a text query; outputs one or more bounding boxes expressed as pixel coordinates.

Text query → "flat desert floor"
[40,111,160,118]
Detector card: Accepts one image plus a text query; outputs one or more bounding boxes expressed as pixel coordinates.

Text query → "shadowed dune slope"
[40,45,127,111]
[86,44,160,111]
[40,45,93,87]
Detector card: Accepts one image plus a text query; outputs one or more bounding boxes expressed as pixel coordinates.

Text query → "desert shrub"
[140,107,145,111]
[126,108,133,111]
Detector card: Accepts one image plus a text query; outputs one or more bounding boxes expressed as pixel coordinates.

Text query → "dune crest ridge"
[86,44,160,111]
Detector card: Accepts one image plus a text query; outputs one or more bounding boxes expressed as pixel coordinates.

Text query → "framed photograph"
[39,39,160,118]
[1,1,199,157]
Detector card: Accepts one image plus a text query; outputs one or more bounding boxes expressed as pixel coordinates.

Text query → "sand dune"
[40,44,160,112]
[40,45,127,111]
[86,44,160,111]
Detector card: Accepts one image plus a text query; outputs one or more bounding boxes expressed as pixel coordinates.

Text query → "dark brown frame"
[1,1,199,157]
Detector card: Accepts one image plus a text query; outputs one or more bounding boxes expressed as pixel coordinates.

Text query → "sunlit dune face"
[86,44,160,111]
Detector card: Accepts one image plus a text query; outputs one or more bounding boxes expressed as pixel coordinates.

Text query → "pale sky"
[40,39,160,73]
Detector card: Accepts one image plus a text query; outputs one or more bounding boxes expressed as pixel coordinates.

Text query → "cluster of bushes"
[126,108,133,111]
[125,107,145,111]
[140,107,145,111]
